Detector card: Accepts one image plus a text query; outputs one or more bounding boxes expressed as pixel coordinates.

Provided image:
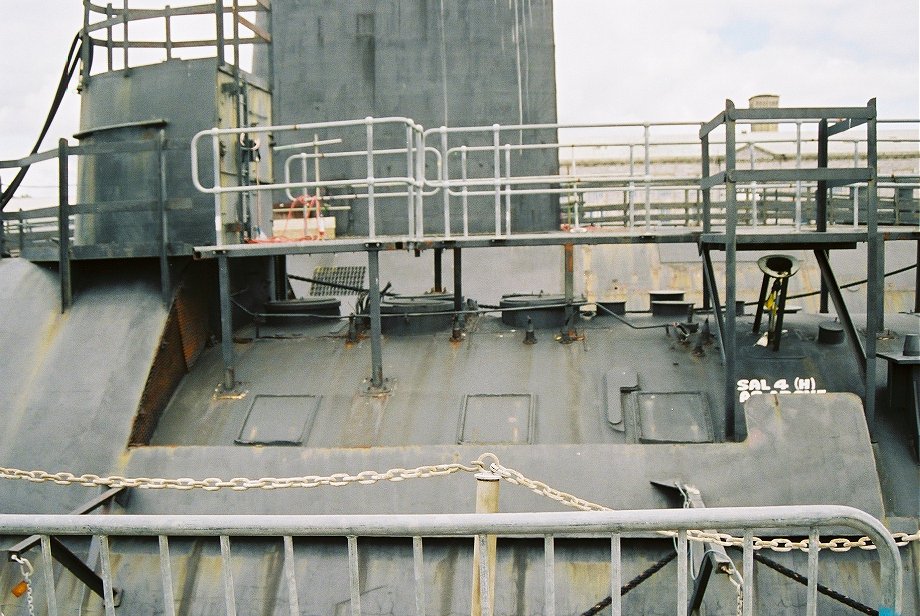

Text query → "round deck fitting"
[817,321,845,345]
[500,293,573,329]
[380,294,456,335]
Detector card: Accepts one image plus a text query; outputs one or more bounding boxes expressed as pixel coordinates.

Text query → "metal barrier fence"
[190,117,918,242]
[0,505,903,616]
[80,0,270,78]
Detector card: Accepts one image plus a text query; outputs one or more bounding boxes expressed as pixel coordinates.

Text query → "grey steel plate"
[236,394,322,445]
[636,392,713,443]
[458,394,534,444]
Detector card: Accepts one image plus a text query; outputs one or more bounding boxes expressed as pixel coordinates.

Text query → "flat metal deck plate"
[236,394,322,445]
[636,392,713,443]
[458,394,534,444]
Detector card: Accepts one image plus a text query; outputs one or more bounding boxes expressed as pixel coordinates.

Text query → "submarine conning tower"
[67,0,559,259]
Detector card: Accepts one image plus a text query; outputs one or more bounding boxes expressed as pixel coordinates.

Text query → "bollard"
[471,469,500,616]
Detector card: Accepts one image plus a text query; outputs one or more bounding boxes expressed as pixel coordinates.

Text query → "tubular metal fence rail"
[2,118,917,259]
[0,505,903,616]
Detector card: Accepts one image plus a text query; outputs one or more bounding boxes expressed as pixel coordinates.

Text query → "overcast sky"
[1,0,917,203]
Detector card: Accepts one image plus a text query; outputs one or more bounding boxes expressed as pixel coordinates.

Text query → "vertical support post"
[504,144,512,234]
[121,0,129,72]
[366,118,376,239]
[434,248,443,293]
[627,144,635,228]
[58,139,72,312]
[461,145,470,236]
[282,536,300,616]
[543,536,555,616]
[453,247,463,324]
[806,528,819,616]
[852,141,860,228]
[492,124,501,237]
[81,1,92,85]
[441,126,451,237]
[676,530,688,616]
[406,125,416,237]
[220,536,237,616]
[563,243,574,325]
[157,129,171,306]
[211,129,223,244]
[215,0,225,66]
[471,470,499,616]
[106,3,114,71]
[643,123,651,228]
[347,536,361,616]
[817,119,829,314]
[795,121,803,231]
[413,536,426,616]
[232,0,240,67]
[367,248,384,389]
[218,253,236,391]
[164,5,173,60]
[742,531,754,616]
[609,534,621,616]
[701,132,711,311]
[415,128,425,236]
[158,536,177,616]
[915,240,920,314]
[724,101,739,441]
[865,99,880,432]
[41,535,59,616]
[98,535,117,616]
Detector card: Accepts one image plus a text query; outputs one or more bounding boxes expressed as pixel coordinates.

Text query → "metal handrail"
[0,505,903,616]
[81,0,271,75]
[190,115,917,243]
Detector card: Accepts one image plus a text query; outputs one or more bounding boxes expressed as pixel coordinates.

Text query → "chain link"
[10,555,36,616]
[481,458,920,554]
[1,454,917,554]
[0,462,478,491]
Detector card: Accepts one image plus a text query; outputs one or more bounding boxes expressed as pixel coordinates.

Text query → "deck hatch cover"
[310,266,366,296]
[636,392,712,443]
[458,394,534,444]
[236,394,322,445]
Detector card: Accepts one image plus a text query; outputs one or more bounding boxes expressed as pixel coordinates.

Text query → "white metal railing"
[189,117,919,244]
[191,117,426,240]
[0,505,903,616]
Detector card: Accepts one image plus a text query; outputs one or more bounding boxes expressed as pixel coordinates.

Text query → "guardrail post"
[724,101,739,441]
[471,469,499,616]
[157,129,171,306]
[218,253,236,391]
[366,118,376,238]
[817,119,829,313]
[492,124,501,237]
[441,127,451,238]
[367,247,386,391]
[58,139,72,312]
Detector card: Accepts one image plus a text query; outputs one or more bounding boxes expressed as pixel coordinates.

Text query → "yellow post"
[471,470,500,616]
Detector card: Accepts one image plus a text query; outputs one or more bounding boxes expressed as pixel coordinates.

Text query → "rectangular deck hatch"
[636,392,713,443]
[458,394,534,444]
[236,394,322,445]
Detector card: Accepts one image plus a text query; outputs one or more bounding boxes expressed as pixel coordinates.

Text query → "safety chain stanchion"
[0,454,917,553]
[9,555,36,616]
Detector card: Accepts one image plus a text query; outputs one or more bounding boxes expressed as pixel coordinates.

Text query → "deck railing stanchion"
[471,469,499,616]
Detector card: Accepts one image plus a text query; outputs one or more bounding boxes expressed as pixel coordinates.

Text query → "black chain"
[580,550,677,616]
[730,547,878,616]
